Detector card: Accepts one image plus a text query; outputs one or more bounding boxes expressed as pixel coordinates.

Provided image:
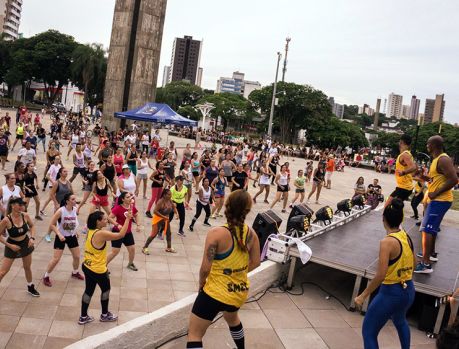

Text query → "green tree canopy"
[249,82,334,143]
[155,81,205,110]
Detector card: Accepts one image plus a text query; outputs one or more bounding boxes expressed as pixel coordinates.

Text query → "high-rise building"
[196,67,203,87]
[169,35,202,85]
[216,71,261,98]
[161,66,170,87]
[333,103,344,119]
[401,105,411,119]
[387,93,403,118]
[409,95,420,120]
[0,0,22,41]
[424,94,445,124]
[358,104,375,116]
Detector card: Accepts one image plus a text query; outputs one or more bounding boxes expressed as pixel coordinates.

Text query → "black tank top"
[7,214,29,238]
[127,151,137,165]
[24,172,37,188]
[102,163,115,181]
[152,170,165,188]
[95,181,109,196]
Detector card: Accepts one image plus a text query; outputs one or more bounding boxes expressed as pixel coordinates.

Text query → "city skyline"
[19,0,459,123]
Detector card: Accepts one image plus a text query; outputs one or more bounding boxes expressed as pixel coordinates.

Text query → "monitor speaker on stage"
[252,210,282,251]
[288,203,314,221]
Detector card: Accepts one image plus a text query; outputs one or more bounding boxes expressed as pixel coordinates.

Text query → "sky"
[20,0,459,124]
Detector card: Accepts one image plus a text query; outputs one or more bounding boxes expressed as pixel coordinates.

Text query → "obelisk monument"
[103,0,167,131]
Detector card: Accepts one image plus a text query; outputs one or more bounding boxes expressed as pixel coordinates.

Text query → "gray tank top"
[56,181,72,206]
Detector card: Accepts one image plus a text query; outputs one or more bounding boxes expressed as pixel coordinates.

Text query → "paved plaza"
[0,108,455,348]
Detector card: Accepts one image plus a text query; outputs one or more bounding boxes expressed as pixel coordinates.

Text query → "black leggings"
[169,202,185,232]
[411,192,424,219]
[81,264,111,317]
[191,201,210,225]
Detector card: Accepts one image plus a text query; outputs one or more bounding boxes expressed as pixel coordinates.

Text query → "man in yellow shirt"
[385,134,417,208]
[414,136,458,274]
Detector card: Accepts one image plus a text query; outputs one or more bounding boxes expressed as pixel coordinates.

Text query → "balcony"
[10,0,22,11]
[9,7,21,18]
[2,27,17,40]
[4,21,18,32]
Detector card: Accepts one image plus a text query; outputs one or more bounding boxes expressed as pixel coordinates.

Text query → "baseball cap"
[122,164,130,170]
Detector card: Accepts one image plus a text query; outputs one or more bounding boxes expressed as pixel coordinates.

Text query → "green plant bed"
[452,190,459,211]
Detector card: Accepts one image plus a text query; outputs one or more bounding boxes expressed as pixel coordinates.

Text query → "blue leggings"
[362,281,415,349]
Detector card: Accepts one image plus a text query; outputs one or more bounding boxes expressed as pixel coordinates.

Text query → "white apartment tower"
[0,0,22,40]
[387,93,403,119]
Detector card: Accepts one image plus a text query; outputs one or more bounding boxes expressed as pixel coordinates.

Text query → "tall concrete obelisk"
[103,0,167,131]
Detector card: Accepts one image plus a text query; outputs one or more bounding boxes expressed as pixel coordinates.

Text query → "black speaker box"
[252,210,283,251]
[288,203,314,221]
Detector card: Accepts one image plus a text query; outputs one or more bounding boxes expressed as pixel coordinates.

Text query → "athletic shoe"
[127,263,138,271]
[78,315,95,325]
[100,312,118,322]
[414,262,433,274]
[158,234,164,240]
[40,210,47,216]
[71,271,85,280]
[410,215,419,220]
[27,284,40,297]
[211,214,217,219]
[189,225,194,232]
[315,201,320,205]
[218,213,224,217]
[145,211,153,218]
[289,204,293,208]
[142,247,150,255]
[35,216,43,221]
[44,234,51,243]
[177,231,186,237]
[203,222,211,227]
[415,221,421,226]
[42,276,52,287]
[416,252,439,262]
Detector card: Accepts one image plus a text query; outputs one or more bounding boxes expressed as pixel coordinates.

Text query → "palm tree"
[71,43,106,109]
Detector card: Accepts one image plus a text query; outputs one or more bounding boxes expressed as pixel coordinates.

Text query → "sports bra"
[96,181,109,196]
[7,213,29,238]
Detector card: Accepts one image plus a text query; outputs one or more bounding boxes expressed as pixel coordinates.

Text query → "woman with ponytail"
[186,189,260,349]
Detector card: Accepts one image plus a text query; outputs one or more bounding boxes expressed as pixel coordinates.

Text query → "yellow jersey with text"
[427,153,453,203]
[395,150,414,190]
[383,230,414,285]
[204,224,250,307]
[83,229,108,274]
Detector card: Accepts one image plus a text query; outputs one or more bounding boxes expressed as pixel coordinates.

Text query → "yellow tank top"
[427,153,453,203]
[171,185,187,204]
[83,229,108,274]
[17,126,24,136]
[395,150,414,190]
[204,224,250,307]
[383,230,414,285]
[414,181,424,194]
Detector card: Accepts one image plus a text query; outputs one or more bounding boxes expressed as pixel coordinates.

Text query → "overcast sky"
[20,0,459,123]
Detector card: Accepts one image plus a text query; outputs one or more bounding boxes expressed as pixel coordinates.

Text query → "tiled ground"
[0,108,455,348]
[162,265,437,349]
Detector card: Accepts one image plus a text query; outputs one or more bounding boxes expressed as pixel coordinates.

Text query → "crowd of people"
[0,108,457,349]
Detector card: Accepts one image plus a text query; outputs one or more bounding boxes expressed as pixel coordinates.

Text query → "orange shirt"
[326,159,335,172]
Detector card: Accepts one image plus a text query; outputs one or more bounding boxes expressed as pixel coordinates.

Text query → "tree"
[0,38,11,85]
[249,82,333,143]
[343,105,359,120]
[197,93,252,131]
[372,132,401,156]
[177,105,201,121]
[155,81,204,110]
[29,30,78,106]
[308,117,368,149]
[71,43,107,107]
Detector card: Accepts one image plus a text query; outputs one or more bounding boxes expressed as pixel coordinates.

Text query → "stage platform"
[286,211,459,334]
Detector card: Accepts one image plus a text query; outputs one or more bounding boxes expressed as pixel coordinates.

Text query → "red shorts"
[91,194,109,207]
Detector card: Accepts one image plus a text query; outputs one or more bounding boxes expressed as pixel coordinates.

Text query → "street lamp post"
[196,102,215,131]
[412,116,421,156]
[268,52,282,139]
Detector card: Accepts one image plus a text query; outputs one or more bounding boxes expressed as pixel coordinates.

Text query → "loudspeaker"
[252,210,282,251]
[288,203,314,221]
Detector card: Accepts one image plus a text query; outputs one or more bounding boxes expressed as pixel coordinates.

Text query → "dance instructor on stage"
[186,190,260,349]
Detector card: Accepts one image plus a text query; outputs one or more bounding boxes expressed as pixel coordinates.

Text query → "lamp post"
[412,116,421,156]
[268,52,282,138]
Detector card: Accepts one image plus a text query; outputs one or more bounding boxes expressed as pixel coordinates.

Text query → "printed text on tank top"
[199,186,211,205]
[74,152,85,168]
[58,206,78,237]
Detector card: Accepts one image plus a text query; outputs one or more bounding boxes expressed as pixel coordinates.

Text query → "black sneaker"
[27,284,40,297]
[78,315,95,325]
[145,211,153,218]
[177,230,186,237]
[203,221,211,227]
[189,225,194,232]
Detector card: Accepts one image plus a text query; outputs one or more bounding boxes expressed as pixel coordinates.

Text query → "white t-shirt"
[141,134,149,146]
[47,164,62,186]
[18,148,36,165]
[125,135,136,145]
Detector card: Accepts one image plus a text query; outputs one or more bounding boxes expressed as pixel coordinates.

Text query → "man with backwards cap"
[414,135,457,274]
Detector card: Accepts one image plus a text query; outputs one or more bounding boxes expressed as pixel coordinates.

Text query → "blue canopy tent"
[115,102,197,146]
[114,102,198,127]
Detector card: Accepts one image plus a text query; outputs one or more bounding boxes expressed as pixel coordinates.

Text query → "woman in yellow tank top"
[355,198,415,349]
[187,190,260,349]
[78,210,132,325]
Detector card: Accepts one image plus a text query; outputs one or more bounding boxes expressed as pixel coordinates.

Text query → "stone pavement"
[0,108,455,348]
[162,264,437,349]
